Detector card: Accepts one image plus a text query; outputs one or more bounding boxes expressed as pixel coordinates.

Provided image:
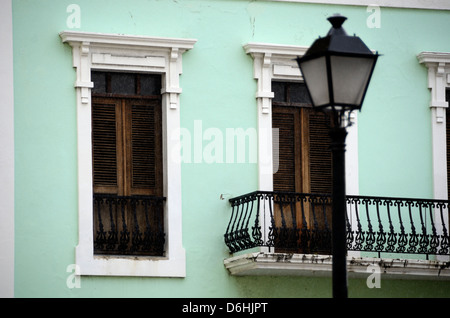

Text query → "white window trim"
[417,52,450,201]
[417,52,450,263]
[60,31,196,277]
[243,42,360,256]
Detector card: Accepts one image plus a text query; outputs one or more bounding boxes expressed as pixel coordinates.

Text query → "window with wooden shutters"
[272,81,333,254]
[91,71,164,256]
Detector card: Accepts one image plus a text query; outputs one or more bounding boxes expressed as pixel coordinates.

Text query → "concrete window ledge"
[224,253,450,280]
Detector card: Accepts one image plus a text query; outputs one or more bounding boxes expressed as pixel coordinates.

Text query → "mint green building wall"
[13,0,450,297]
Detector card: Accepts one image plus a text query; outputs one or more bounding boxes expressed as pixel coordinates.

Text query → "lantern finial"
[327,14,347,29]
[327,14,347,36]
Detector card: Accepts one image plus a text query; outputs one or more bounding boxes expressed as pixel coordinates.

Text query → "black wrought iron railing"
[225,191,450,259]
[93,193,166,256]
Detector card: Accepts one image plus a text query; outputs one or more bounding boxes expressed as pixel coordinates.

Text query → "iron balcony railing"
[225,191,450,259]
[93,193,166,256]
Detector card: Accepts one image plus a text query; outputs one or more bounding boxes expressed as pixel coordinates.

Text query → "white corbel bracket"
[162,87,183,109]
[256,91,275,114]
[75,81,94,104]
[433,103,447,123]
[417,52,450,124]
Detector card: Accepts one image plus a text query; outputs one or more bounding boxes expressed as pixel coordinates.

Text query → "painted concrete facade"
[2,0,450,298]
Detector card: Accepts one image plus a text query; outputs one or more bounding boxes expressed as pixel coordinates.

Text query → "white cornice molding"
[59,31,197,51]
[271,0,450,10]
[244,42,308,58]
[418,51,450,66]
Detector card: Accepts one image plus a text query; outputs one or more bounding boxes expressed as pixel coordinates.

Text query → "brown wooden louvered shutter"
[307,109,333,194]
[272,102,333,195]
[272,106,302,192]
[126,99,162,196]
[92,97,162,197]
[92,98,123,194]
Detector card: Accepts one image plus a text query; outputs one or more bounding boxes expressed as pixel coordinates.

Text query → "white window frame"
[244,42,359,255]
[417,52,450,262]
[60,31,196,277]
[417,52,450,201]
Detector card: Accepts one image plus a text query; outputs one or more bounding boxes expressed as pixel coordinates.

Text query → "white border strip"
[0,0,14,298]
[272,0,450,10]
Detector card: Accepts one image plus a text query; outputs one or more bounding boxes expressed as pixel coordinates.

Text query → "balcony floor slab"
[224,252,450,280]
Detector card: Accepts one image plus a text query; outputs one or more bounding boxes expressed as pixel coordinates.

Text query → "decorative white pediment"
[60,31,196,108]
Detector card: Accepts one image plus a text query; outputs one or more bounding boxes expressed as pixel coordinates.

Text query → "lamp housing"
[296,14,379,112]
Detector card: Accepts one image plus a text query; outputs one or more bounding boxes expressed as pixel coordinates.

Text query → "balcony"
[93,193,166,256]
[224,191,450,279]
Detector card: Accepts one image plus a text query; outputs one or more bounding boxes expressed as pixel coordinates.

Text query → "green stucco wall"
[12,0,450,297]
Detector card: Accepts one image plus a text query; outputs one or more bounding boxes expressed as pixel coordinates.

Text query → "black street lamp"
[296,14,379,298]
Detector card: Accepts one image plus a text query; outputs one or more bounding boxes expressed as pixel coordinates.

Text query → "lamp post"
[296,14,379,298]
